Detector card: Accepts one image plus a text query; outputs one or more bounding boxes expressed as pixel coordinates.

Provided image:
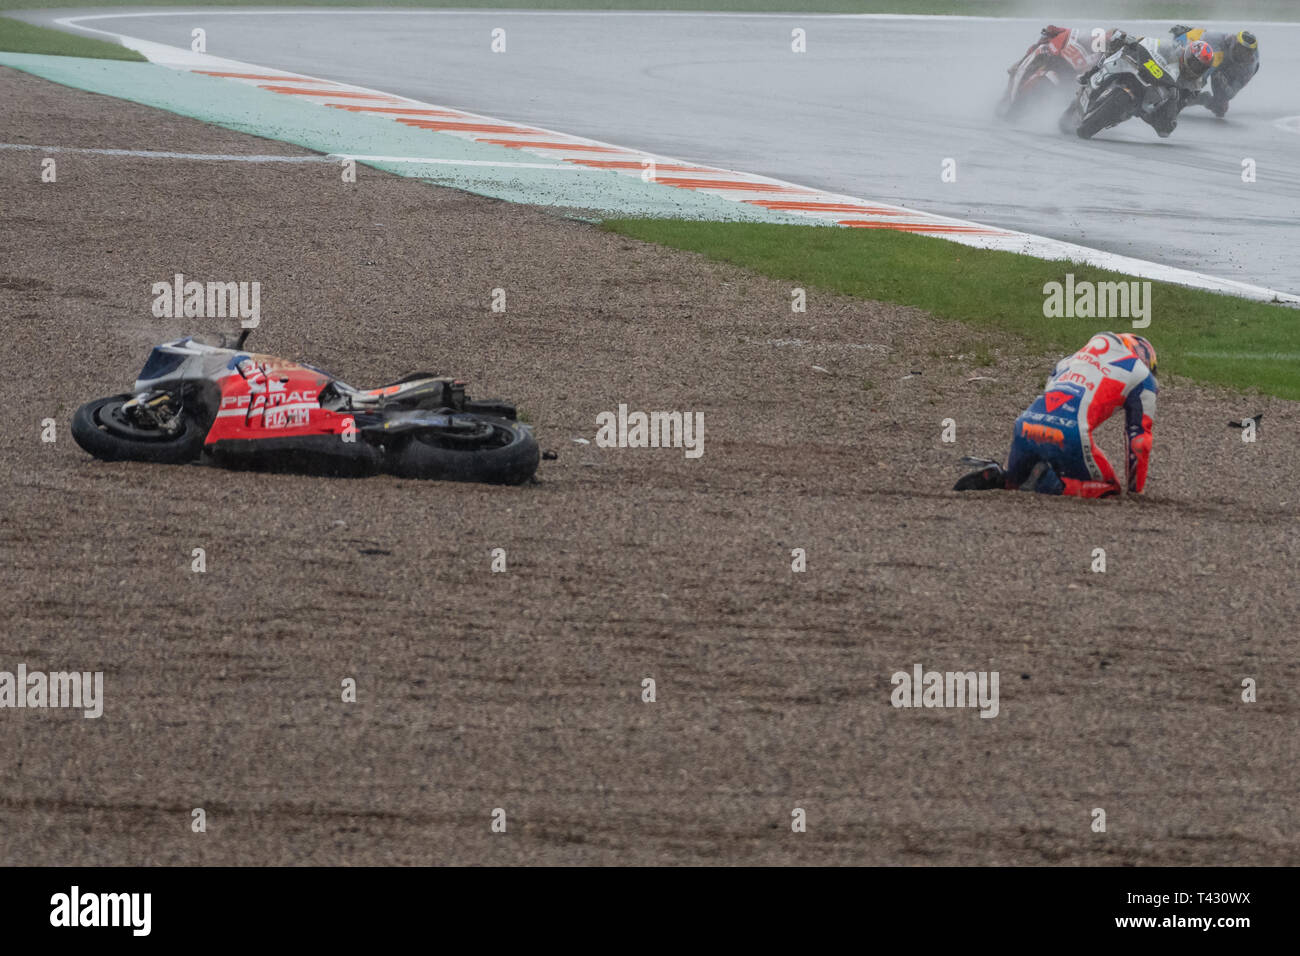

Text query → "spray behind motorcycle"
[70,332,540,485]
[997,28,1100,123]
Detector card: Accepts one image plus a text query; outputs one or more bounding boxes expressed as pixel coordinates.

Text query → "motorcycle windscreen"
[137,346,187,382]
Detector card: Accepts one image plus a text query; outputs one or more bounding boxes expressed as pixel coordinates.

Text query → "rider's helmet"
[1228,31,1258,65]
[1181,39,1215,77]
[1120,334,1158,377]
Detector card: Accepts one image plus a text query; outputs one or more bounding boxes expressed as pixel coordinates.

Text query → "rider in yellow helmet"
[1170,26,1260,117]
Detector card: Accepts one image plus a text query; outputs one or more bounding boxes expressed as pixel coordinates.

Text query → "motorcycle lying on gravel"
[1059,36,1180,139]
[997,26,1101,121]
[71,331,539,484]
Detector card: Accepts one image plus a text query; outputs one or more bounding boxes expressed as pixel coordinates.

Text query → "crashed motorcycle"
[71,331,539,484]
[1059,36,1180,139]
[997,26,1102,121]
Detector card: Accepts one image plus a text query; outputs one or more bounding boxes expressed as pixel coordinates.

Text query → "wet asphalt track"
[22,8,1300,293]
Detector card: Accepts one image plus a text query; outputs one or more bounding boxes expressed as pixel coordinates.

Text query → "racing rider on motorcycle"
[1079,30,1215,137]
[1170,25,1260,117]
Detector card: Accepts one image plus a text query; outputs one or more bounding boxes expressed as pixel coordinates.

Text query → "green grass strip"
[0,17,144,60]
[603,218,1299,400]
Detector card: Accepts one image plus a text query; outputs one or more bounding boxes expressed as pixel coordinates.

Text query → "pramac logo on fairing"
[219,390,319,412]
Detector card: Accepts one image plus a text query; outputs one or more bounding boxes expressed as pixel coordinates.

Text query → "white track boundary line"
[0,142,325,161]
[0,142,579,169]
[49,14,1300,307]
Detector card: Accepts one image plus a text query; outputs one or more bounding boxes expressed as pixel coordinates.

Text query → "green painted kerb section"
[0,51,819,224]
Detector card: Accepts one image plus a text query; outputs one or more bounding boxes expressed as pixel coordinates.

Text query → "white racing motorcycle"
[1059,35,1182,139]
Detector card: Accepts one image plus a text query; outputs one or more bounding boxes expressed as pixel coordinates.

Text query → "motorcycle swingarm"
[359,411,464,437]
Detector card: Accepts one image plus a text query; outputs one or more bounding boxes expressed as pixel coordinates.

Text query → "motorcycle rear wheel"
[71,394,207,464]
[389,416,539,485]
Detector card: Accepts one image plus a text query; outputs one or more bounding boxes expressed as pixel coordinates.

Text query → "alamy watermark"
[151,273,261,328]
[1043,274,1150,329]
[891,663,999,718]
[595,404,704,459]
[0,664,103,718]
[50,886,150,936]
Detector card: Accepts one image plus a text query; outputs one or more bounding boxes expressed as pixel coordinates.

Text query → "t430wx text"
[1128,891,1252,906]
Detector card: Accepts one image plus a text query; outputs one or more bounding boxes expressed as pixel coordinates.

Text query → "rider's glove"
[1169,24,1192,38]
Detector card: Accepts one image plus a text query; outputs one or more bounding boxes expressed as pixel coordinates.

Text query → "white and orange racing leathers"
[1005,332,1157,498]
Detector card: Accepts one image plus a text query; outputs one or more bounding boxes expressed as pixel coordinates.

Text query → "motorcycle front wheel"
[71,394,207,464]
[1074,85,1138,139]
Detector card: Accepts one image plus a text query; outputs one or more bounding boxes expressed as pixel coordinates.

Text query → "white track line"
[0,142,580,169]
[0,142,326,161]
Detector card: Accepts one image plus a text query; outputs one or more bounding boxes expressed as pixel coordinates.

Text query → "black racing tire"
[389,416,539,485]
[1075,85,1138,139]
[71,394,207,464]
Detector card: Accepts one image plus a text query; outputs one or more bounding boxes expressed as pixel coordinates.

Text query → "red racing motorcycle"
[71,331,539,484]
[998,25,1109,121]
